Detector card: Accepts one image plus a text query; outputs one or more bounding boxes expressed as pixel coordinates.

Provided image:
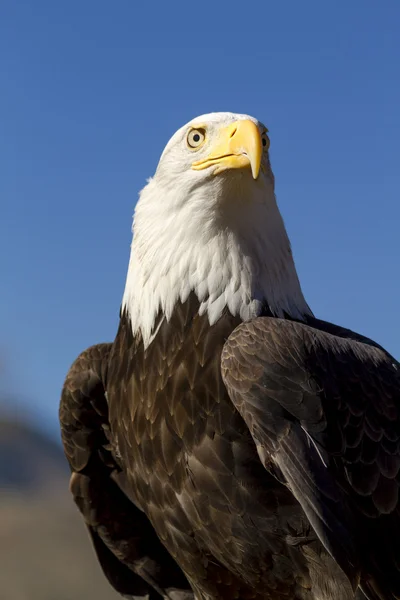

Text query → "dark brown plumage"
[60,342,193,599]
[222,317,400,600]
[60,293,400,599]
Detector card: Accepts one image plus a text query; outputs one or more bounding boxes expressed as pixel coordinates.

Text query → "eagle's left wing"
[221,317,400,600]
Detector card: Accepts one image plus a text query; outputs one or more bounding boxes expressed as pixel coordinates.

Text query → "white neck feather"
[121,174,312,348]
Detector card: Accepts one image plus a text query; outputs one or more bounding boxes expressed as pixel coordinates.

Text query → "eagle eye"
[187,128,206,149]
[261,132,270,150]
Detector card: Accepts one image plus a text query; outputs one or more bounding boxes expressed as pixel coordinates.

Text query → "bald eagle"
[60,113,400,600]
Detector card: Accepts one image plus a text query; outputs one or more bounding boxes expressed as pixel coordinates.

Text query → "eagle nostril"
[230,127,237,138]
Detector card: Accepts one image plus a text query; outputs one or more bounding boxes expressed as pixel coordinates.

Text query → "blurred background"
[1,1,399,598]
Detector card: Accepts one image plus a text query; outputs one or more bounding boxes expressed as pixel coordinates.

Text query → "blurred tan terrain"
[0,415,119,600]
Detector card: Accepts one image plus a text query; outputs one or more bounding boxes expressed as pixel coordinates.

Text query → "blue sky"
[1,1,399,437]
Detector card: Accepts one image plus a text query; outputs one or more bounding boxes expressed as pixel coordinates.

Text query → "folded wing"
[221,317,400,599]
[59,343,193,599]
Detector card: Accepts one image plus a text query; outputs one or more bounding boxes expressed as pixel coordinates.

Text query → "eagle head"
[122,112,311,347]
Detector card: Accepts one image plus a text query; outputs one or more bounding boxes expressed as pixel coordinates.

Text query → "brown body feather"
[60,298,400,599]
[103,297,356,599]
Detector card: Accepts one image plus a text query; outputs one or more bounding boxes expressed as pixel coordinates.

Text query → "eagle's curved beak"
[191,120,262,180]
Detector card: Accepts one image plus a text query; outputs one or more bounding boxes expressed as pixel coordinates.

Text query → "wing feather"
[59,343,193,599]
[221,317,400,598]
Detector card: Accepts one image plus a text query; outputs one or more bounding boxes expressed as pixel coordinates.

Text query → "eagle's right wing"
[59,343,193,599]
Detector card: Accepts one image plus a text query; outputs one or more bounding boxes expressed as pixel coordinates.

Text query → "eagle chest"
[110,305,251,510]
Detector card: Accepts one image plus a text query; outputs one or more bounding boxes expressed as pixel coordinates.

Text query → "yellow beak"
[191,119,262,179]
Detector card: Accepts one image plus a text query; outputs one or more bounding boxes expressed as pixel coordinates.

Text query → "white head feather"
[122,112,312,347]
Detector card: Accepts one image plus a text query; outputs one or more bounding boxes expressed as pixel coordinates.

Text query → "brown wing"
[59,343,193,599]
[221,317,400,600]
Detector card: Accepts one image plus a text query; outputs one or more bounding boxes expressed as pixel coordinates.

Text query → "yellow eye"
[187,128,206,149]
[261,131,270,150]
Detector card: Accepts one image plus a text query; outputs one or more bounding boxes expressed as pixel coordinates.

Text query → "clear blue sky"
[1,1,399,438]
